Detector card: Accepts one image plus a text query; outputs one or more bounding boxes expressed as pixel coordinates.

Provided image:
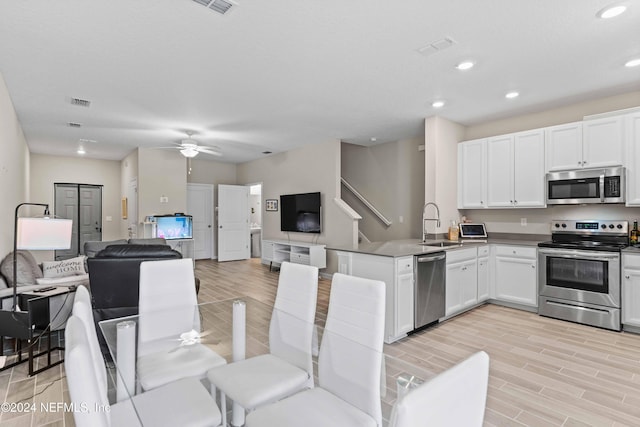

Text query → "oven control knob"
[601,224,607,229]
[561,223,567,228]
[617,224,623,229]
[555,223,560,228]
[609,224,615,229]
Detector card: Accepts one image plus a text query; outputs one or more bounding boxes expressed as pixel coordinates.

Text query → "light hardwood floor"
[2,258,640,426]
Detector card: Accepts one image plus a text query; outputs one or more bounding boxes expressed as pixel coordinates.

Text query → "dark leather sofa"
[87,244,182,354]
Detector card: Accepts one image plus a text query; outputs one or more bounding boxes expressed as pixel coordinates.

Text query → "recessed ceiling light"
[505,91,520,99]
[625,58,640,67]
[432,100,445,108]
[456,61,474,70]
[597,4,627,19]
[77,148,86,155]
[370,137,377,142]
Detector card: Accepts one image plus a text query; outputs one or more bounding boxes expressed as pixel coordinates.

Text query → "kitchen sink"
[420,241,462,248]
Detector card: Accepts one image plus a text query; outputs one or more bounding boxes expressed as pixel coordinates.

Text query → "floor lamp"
[0,203,72,374]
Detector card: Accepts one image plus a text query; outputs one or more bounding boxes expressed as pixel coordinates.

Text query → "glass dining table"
[98,296,436,426]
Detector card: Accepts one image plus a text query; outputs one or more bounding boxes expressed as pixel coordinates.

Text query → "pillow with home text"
[42,256,86,278]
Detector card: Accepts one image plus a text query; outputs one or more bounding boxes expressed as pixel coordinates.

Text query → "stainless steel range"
[538,219,628,331]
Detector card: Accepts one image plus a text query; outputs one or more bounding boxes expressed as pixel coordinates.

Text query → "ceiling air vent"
[192,0,236,15]
[67,122,82,128]
[70,97,91,108]
[417,37,456,57]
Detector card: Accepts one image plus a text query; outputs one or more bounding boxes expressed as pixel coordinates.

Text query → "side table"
[0,286,76,376]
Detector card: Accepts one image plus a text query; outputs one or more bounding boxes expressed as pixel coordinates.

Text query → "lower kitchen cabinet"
[478,246,490,302]
[622,254,640,327]
[445,248,478,317]
[493,245,538,308]
[337,251,414,344]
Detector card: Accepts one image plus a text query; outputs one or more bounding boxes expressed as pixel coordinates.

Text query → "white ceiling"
[0,0,639,163]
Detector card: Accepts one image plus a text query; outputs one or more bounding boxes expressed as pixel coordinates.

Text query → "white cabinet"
[342,252,414,344]
[625,112,640,206]
[477,246,490,302]
[546,119,624,172]
[582,116,624,168]
[445,248,478,317]
[395,257,415,335]
[493,245,537,308]
[458,139,487,209]
[622,254,640,327]
[486,129,545,208]
[261,239,326,269]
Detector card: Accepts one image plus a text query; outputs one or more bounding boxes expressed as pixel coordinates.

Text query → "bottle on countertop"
[631,220,638,245]
[448,220,459,241]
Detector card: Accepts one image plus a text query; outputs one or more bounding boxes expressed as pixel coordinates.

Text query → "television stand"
[261,239,326,271]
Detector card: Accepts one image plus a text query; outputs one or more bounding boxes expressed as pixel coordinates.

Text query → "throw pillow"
[42,256,87,278]
[0,274,6,289]
[0,251,44,287]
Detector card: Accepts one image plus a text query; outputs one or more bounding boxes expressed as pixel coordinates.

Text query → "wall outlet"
[521,218,527,226]
[105,216,112,222]
[160,196,169,203]
[399,216,404,223]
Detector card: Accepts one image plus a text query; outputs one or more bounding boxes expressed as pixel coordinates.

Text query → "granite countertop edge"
[328,234,548,258]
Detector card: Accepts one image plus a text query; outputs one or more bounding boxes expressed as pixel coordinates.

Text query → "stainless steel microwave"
[546,167,625,205]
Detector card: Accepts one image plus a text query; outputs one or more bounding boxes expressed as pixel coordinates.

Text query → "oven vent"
[192,0,236,15]
[70,97,91,108]
[67,122,82,128]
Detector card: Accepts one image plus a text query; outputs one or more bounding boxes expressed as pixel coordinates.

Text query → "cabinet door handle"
[578,161,582,165]
[626,275,631,279]
[531,264,536,269]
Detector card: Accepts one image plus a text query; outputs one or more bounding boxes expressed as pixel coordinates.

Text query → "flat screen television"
[155,215,193,240]
[280,192,321,233]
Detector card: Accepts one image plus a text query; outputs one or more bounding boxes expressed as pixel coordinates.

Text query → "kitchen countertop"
[328,236,545,258]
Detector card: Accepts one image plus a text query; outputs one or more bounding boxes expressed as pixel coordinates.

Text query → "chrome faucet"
[422,202,441,242]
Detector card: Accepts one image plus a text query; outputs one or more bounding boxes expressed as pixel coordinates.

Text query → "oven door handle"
[538,248,619,260]
[600,173,605,203]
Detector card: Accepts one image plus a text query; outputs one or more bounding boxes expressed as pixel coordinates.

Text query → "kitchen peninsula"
[330,236,545,344]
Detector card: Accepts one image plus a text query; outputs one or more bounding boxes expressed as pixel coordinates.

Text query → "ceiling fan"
[162,133,222,158]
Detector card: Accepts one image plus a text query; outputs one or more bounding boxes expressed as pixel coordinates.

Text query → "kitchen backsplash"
[460,205,640,235]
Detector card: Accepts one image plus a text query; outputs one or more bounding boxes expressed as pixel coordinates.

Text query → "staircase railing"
[341,178,392,227]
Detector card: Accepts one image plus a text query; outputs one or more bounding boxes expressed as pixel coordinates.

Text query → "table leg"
[231,300,246,427]
[116,320,137,402]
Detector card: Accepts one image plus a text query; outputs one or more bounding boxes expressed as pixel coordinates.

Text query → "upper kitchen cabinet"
[545,122,583,171]
[458,138,487,209]
[486,129,545,208]
[546,118,624,172]
[625,112,640,206]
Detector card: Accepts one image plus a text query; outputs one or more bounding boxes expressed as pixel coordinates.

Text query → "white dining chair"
[137,258,226,390]
[72,285,108,393]
[245,272,386,427]
[388,351,490,427]
[65,315,222,427]
[207,261,319,426]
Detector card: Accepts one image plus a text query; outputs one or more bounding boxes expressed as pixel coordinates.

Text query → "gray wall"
[341,137,424,242]
[0,73,30,257]
[237,139,355,273]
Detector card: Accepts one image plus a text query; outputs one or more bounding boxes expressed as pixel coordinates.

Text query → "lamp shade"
[16,217,73,250]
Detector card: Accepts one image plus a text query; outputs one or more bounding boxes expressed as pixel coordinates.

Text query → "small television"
[280,192,321,233]
[155,215,193,240]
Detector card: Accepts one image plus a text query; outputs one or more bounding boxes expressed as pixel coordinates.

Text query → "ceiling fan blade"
[196,147,223,156]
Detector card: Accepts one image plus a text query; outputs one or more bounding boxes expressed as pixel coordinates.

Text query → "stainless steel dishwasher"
[414,252,446,330]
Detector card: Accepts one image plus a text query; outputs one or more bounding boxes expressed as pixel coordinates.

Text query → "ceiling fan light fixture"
[180,148,199,158]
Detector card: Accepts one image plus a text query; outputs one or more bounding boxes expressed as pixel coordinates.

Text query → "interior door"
[55,184,102,259]
[54,184,79,259]
[188,183,214,260]
[79,185,102,254]
[128,178,138,238]
[217,184,250,262]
